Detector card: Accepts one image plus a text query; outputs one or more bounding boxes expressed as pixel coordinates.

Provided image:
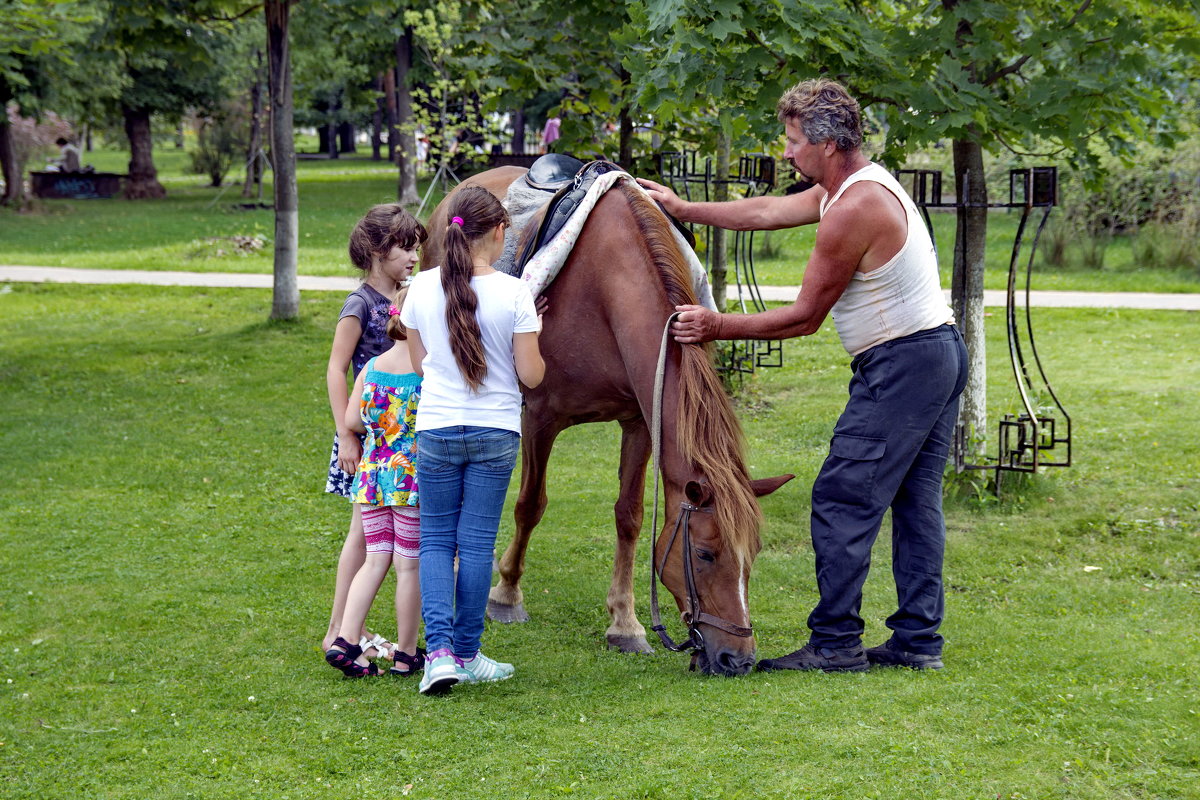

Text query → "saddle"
[513,158,697,274]
[524,153,586,191]
[515,160,622,272]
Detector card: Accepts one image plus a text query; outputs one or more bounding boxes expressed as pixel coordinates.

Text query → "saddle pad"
[495,179,557,277]
[514,160,622,273]
[519,169,717,312]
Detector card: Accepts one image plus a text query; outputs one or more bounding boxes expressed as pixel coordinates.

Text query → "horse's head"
[655,473,793,676]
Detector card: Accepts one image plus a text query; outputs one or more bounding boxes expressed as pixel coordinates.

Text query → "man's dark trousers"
[807,323,968,655]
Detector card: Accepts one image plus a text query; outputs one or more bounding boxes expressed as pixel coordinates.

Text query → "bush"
[1132,200,1200,271]
[189,105,246,187]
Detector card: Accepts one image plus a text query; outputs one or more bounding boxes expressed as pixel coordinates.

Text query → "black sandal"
[324,636,380,678]
[389,646,427,677]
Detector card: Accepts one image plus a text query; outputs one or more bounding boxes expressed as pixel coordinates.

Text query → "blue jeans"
[417,426,520,659]
[807,325,968,654]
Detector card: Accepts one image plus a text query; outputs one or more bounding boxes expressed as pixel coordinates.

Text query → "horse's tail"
[618,182,763,568]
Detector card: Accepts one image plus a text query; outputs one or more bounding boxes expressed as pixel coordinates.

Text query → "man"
[639,78,967,673]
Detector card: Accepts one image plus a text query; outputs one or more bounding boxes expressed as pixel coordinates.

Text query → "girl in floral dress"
[321,205,426,659]
[324,289,425,677]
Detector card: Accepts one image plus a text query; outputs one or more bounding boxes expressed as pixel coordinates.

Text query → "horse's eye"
[696,550,716,563]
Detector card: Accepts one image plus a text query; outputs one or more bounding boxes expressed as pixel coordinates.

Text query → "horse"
[422,166,793,676]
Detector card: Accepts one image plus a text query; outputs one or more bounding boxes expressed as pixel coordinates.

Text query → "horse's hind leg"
[487,414,564,624]
[606,418,653,654]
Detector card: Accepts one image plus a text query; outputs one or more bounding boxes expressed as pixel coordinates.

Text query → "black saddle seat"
[524,153,586,191]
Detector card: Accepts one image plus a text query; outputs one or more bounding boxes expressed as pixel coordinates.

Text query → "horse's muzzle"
[693,646,756,676]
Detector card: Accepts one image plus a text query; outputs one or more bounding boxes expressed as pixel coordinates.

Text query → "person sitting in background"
[52,138,82,172]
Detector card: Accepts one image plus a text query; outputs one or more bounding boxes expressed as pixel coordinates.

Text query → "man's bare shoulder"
[820,180,907,270]
[822,180,905,230]
[831,178,902,213]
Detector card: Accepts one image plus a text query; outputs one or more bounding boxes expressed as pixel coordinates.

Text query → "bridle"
[647,313,754,654]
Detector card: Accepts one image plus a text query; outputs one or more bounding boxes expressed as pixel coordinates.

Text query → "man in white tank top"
[640,79,967,674]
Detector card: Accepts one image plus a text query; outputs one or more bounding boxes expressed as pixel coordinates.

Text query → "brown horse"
[423,167,792,676]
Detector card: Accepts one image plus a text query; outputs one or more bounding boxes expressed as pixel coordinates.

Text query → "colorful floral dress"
[324,284,393,497]
[350,357,422,508]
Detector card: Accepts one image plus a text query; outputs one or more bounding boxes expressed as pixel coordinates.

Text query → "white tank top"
[820,163,955,355]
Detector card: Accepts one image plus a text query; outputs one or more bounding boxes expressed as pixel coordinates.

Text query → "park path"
[2,265,1200,311]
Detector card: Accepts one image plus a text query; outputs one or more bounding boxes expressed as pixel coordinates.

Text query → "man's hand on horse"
[672,305,722,344]
[637,178,686,217]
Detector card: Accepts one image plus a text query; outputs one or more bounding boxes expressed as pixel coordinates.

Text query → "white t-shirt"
[400,267,540,433]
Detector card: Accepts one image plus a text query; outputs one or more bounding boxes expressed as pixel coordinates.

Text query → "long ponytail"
[441,186,509,392]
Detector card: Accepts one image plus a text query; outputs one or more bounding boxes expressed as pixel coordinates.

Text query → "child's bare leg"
[389,507,422,675]
[393,554,421,656]
[322,504,365,651]
[333,552,392,667]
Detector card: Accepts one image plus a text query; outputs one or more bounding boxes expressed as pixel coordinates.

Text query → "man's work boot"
[865,639,943,670]
[756,643,869,673]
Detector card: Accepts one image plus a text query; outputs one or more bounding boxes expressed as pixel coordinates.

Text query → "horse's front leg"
[606,418,653,653]
[487,412,563,624]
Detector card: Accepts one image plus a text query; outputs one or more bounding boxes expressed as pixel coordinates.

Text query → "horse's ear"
[749,474,795,498]
[684,480,714,507]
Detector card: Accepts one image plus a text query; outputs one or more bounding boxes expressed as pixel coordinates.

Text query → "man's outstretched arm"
[637,177,824,232]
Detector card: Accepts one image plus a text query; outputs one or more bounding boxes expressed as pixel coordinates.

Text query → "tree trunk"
[322,121,338,159]
[123,106,166,199]
[0,115,22,207]
[242,48,264,200]
[511,108,525,154]
[371,73,384,161]
[710,131,731,309]
[618,107,634,170]
[618,67,634,168]
[394,30,419,205]
[266,0,299,321]
[382,67,398,163]
[337,122,355,154]
[951,137,988,456]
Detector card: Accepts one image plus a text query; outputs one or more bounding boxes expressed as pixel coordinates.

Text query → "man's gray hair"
[776,78,862,152]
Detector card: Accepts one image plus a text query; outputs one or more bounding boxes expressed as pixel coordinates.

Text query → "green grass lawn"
[4,146,1199,295]
[1,147,433,277]
[1,282,1196,798]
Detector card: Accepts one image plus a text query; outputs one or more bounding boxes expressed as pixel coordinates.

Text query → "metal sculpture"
[658,150,782,379]
[896,166,1072,491]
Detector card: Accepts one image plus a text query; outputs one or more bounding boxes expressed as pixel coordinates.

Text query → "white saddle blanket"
[501,170,717,312]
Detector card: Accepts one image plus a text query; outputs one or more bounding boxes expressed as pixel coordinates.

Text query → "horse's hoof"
[606,634,654,654]
[486,599,530,624]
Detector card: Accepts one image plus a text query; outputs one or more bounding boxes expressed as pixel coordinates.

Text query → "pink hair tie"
[388,304,401,316]
[450,216,465,227]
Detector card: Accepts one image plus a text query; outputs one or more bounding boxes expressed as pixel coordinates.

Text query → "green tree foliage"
[856,0,1199,454]
[625,0,873,153]
[0,0,94,205]
[626,0,1197,457]
[85,1,236,198]
[472,0,654,164]
[862,0,1199,173]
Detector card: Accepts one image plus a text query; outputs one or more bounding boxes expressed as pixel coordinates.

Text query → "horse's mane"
[618,182,763,568]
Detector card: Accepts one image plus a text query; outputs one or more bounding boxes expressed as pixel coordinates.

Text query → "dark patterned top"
[339,283,392,375]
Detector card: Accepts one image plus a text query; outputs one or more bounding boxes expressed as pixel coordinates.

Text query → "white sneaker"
[418,648,460,695]
[455,651,514,684]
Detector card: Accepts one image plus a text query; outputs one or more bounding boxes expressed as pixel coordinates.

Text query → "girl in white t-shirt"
[400,186,544,695]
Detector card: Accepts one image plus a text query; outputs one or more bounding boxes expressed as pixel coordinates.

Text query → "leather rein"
[648,313,753,653]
